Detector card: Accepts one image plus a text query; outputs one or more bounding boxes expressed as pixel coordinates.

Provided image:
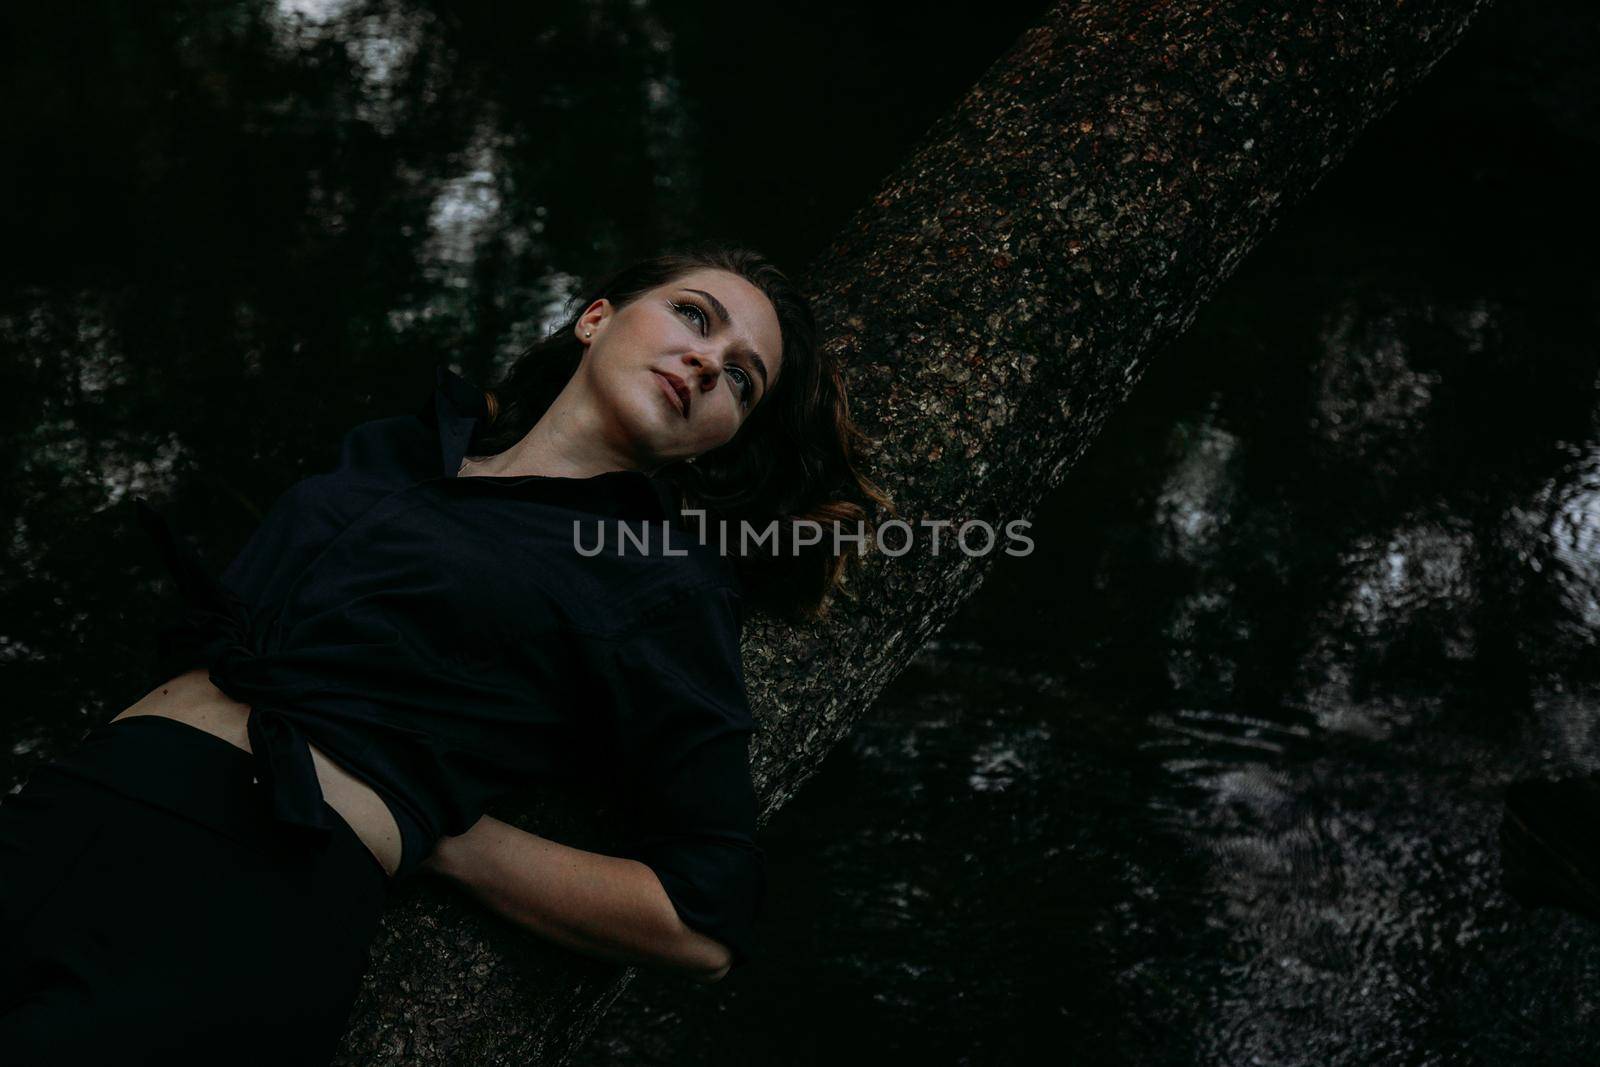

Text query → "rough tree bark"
[337,1,1494,1062]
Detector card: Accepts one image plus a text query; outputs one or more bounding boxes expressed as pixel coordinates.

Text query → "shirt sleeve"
[573,581,768,971]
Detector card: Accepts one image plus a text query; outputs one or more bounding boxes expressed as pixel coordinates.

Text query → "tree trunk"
[336,1,1494,1061]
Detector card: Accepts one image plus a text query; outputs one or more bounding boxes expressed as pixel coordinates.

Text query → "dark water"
[3,2,1599,1064]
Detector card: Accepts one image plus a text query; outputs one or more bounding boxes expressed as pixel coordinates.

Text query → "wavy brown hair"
[470,243,893,621]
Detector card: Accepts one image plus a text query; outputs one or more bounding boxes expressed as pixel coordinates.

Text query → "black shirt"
[133,364,767,967]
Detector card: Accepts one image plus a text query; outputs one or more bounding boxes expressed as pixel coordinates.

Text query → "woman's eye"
[674,301,707,332]
[729,366,754,404]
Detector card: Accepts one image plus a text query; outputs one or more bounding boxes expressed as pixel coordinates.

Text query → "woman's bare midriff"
[110,669,403,879]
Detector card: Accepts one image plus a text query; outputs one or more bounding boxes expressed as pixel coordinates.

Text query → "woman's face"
[575,267,785,468]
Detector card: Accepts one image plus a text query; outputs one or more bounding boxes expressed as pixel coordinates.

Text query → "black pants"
[0,716,390,1066]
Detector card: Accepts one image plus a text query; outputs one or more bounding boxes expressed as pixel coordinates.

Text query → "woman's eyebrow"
[682,287,769,393]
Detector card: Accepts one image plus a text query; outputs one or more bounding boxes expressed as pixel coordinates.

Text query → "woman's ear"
[574,299,610,344]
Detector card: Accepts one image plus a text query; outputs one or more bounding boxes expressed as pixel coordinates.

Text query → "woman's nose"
[685,349,723,387]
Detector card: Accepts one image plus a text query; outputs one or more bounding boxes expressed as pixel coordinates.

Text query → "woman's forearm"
[422,815,733,982]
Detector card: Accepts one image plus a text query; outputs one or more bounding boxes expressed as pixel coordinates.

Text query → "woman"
[0,245,888,1064]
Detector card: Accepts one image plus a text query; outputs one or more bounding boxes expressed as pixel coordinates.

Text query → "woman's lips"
[652,370,691,418]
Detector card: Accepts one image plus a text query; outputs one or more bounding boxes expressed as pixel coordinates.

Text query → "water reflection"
[1529,443,1600,644]
[269,0,426,133]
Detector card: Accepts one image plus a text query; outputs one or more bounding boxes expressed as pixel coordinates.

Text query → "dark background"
[3,1,1598,1063]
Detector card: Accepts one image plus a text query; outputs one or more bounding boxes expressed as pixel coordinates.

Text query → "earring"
[584,328,593,338]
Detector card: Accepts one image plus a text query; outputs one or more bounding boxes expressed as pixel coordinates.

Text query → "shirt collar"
[423,362,683,523]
